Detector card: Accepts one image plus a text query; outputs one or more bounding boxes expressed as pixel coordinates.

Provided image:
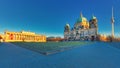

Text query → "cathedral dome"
[76,13,87,23]
[74,13,89,29]
[76,17,87,23]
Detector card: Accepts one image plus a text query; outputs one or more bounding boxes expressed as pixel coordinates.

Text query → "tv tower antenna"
[111,7,115,39]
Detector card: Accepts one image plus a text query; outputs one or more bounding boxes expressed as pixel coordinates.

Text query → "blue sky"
[0,0,120,37]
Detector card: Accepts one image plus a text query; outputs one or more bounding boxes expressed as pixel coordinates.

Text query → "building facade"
[64,13,98,41]
[0,31,46,42]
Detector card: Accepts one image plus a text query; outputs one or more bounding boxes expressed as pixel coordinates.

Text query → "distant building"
[0,30,46,42]
[98,34,108,42]
[64,13,98,41]
[47,37,64,42]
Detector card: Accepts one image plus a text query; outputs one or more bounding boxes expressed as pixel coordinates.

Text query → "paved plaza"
[0,42,120,68]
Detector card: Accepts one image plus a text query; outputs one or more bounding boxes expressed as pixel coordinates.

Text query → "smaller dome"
[91,15,97,19]
[64,23,70,32]
[66,24,70,27]
[65,23,70,30]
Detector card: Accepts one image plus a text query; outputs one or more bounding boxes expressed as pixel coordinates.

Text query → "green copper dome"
[76,12,87,23]
[91,15,96,19]
[76,17,87,23]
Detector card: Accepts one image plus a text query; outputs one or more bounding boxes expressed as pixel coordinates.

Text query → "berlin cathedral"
[64,13,98,41]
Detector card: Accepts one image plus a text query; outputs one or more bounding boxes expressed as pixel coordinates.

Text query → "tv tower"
[111,7,115,39]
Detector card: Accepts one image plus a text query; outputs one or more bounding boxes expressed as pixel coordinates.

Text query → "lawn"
[11,41,93,55]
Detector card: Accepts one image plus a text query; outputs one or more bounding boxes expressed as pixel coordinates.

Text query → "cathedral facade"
[64,13,98,41]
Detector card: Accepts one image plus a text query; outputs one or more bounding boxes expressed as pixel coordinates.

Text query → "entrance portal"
[91,36,95,41]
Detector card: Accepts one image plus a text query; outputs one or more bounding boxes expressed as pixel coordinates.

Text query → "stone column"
[13,34,15,40]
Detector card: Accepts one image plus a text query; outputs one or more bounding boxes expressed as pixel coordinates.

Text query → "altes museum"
[64,13,98,41]
[0,31,46,42]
